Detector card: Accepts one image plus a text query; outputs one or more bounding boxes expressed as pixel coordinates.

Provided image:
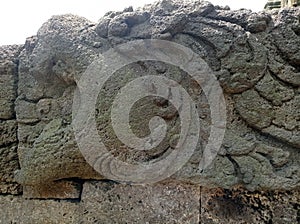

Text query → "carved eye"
[36,99,51,116]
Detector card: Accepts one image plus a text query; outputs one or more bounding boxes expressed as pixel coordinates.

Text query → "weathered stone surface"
[0,144,20,194]
[0,0,299,222]
[235,89,275,129]
[201,187,300,223]
[15,118,101,187]
[255,71,295,106]
[80,181,200,223]
[0,184,298,223]
[14,15,104,196]
[0,195,80,223]
[23,180,82,199]
[0,45,20,120]
[0,46,21,195]
[0,120,17,146]
[236,89,300,148]
[8,0,299,197]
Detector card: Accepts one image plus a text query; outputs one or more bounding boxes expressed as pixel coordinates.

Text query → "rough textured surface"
[80,181,200,223]
[22,180,82,199]
[0,183,299,223]
[0,45,22,195]
[201,187,300,223]
[0,195,80,223]
[11,0,300,193]
[0,45,20,119]
[0,0,299,223]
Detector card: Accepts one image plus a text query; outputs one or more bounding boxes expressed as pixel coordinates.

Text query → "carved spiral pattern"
[72,39,226,184]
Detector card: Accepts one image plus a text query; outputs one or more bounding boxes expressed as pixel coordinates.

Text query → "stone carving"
[0,0,300,223]
[0,1,299,223]
[0,0,298,197]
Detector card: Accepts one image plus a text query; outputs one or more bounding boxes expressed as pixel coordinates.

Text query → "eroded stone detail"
[0,5,299,224]
[0,183,298,223]
[0,45,22,194]
[201,187,300,223]
[5,0,297,197]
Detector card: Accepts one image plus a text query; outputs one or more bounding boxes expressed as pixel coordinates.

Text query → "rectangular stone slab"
[80,181,200,223]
